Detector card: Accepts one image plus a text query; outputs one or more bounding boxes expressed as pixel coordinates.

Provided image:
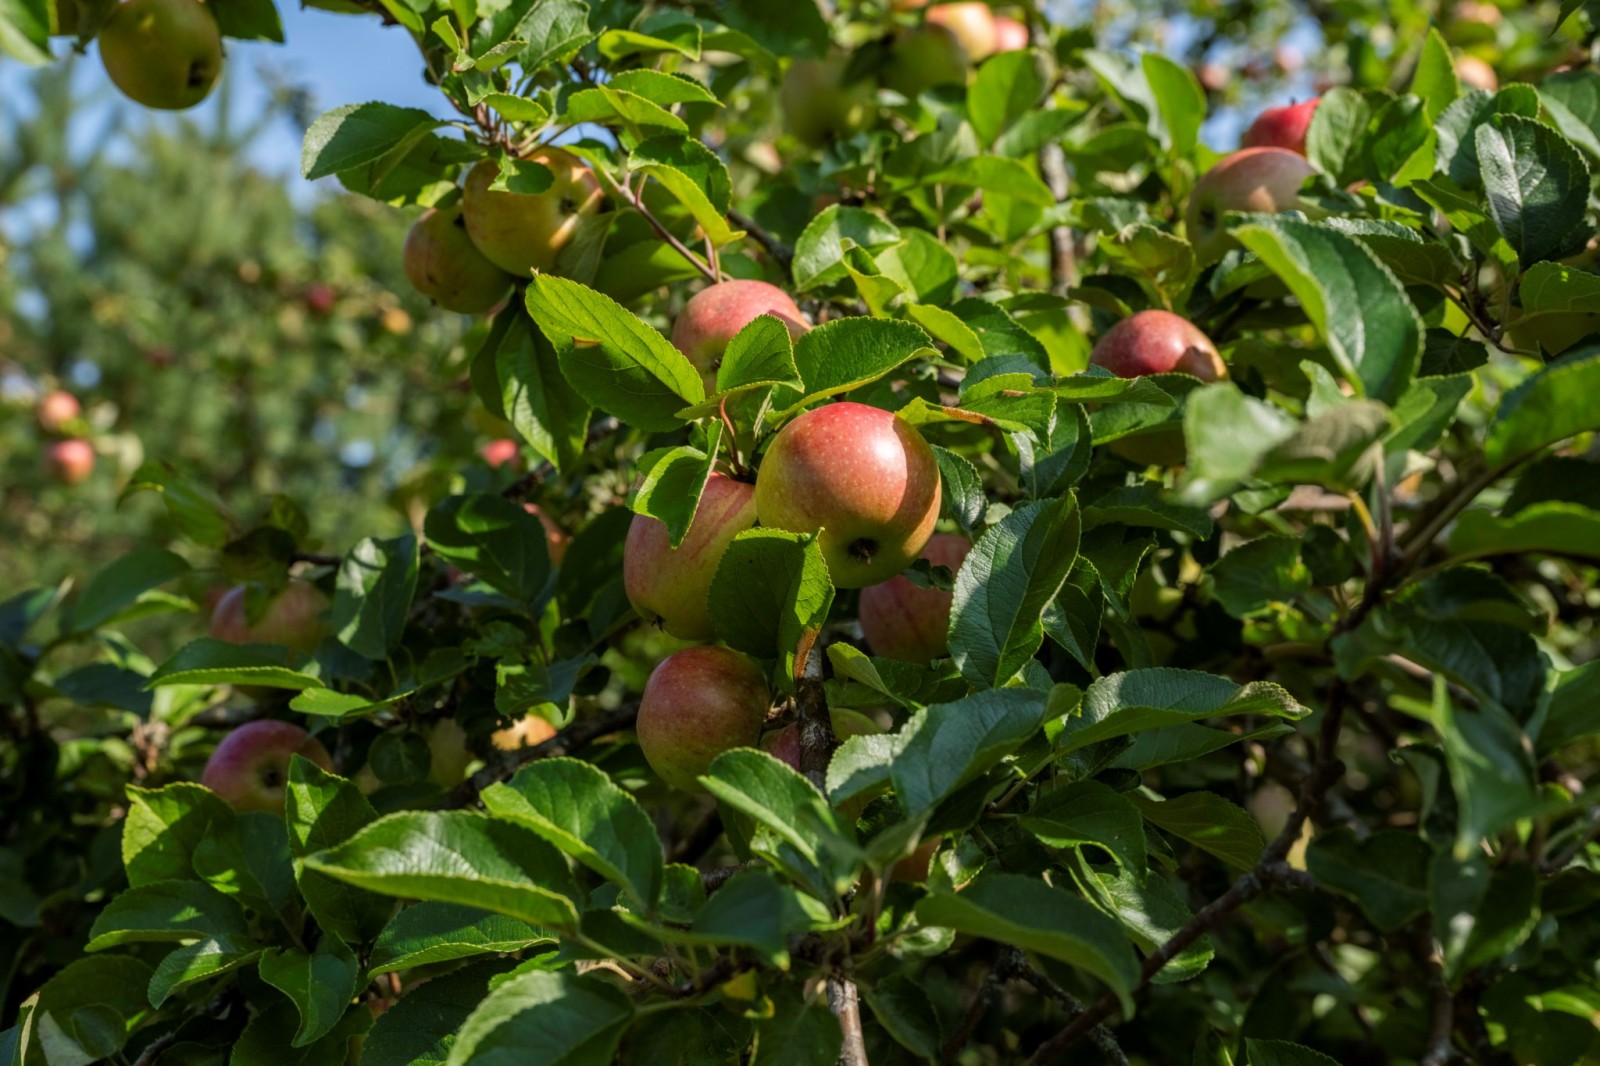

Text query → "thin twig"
[442,703,639,808]
[728,208,795,280]
[940,960,1005,1064]
[1416,919,1456,1066]
[997,947,1129,1065]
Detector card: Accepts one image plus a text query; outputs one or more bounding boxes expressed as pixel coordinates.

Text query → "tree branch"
[829,973,868,1066]
[442,702,639,808]
[728,208,794,280]
[997,947,1128,1065]
[1415,919,1456,1066]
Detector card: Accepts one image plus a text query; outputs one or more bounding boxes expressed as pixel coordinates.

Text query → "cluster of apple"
[85,0,223,111]
[36,389,95,485]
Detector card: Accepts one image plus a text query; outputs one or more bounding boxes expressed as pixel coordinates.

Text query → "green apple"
[98,0,222,111]
[402,204,513,314]
[461,150,604,277]
[781,52,875,147]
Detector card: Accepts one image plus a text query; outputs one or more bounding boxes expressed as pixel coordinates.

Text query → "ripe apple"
[926,3,999,62]
[882,23,971,97]
[36,391,81,434]
[1090,310,1226,381]
[403,205,512,315]
[44,439,95,484]
[625,472,759,640]
[209,580,331,655]
[461,150,604,277]
[201,720,333,813]
[992,15,1029,52]
[525,504,571,565]
[755,402,941,588]
[97,0,222,111]
[1197,63,1230,93]
[481,438,522,470]
[304,282,337,316]
[858,533,971,662]
[636,645,770,791]
[781,52,875,147]
[670,280,810,377]
[1185,146,1318,263]
[760,708,883,770]
[1456,55,1499,92]
[1241,98,1320,156]
[492,713,558,751]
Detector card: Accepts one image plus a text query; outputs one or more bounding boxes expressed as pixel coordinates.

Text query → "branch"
[940,960,1004,1064]
[997,947,1128,1065]
[1415,919,1456,1066]
[442,702,639,808]
[591,169,718,282]
[728,208,794,280]
[795,650,837,792]
[829,973,868,1066]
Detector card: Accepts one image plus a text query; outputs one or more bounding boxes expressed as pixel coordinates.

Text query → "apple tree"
[3,1,1600,1064]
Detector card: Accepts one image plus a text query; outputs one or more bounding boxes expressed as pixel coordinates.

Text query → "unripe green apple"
[637,646,770,792]
[858,533,971,662]
[1185,147,1318,263]
[1241,98,1320,156]
[44,439,95,484]
[98,0,222,111]
[461,150,604,277]
[755,402,941,589]
[926,2,999,62]
[992,15,1029,52]
[882,23,971,97]
[670,280,810,378]
[201,720,333,813]
[403,205,513,314]
[36,390,81,434]
[625,472,759,640]
[1089,310,1225,381]
[209,580,331,655]
[781,53,875,147]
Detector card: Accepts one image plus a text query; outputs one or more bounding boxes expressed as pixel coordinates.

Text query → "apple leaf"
[85,880,249,952]
[1061,670,1308,756]
[890,688,1051,817]
[257,938,362,1047]
[708,528,835,689]
[792,205,902,291]
[1484,345,1600,468]
[362,961,511,1066]
[332,533,419,660]
[369,903,554,976]
[445,970,634,1066]
[301,102,442,181]
[628,429,719,549]
[1129,791,1266,871]
[1476,114,1592,266]
[630,136,740,246]
[1020,779,1148,876]
[284,759,393,945]
[426,494,552,603]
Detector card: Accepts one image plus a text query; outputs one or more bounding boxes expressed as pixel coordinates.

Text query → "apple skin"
[781,53,875,147]
[492,713,558,751]
[461,151,604,278]
[209,580,331,655]
[926,3,999,62]
[670,280,810,378]
[1456,55,1499,91]
[1090,310,1226,381]
[883,24,971,97]
[403,205,512,315]
[625,472,759,640]
[637,646,770,792]
[858,533,971,662]
[755,403,941,589]
[44,439,95,484]
[304,283,337,316]
[890,838,940,882]
[481,438,522,470]
[201,720,333,813]
[525,504,571,565]
[98,0,222,111]
[1241,98,1320,156]
[1185,146,1319,263]
[36,391,81,434]
[992,16,1029,52]
[760,708,882,770]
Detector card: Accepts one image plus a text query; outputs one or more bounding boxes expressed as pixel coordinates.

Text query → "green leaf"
[496,312,592,476]
[1540,70,1600,160]
[752,985,843,1066]
[285,758,392,944]
[362,960,509,1066]
[121,460,237,547]
[949,495,1082,689]
[1428,685,1542,854]
[862,974,941,1060]
[1541,660,1600,755]
[1476,114,1592,266]
[302,103,441,181]
[333,534,418,660]
[481,758,663,911]
[1431,853,1539,982]
[84,880,247,952]
[1061,669,1307,755]
[714,0,828,59]
[426,495,551,602]
[685,869,832,967]
[445,970,633,1066]
[1484,346,1600,468]
[230,997,370,1066]
[792,205,902,291]
[1305,827,1431,932]
[627,442,716,549]
[258,938,361,1047]
[506,0,593,72]
[303,812,582,930]
[1234,218,1421,403]
[1410,28,1460,122]
[148,936,261,1006]
[62,549,189,635]
[1447,503,1600,564]
[1021,779,1148,876]
[1083,484,1213,539]
[146,638,323,690]
[780,317,935,409]
[527,275,703,431]
[708,528,834,687]
[1141,53,1205,157]
[1434,87,1541,190]
[1129,791,1265,871]
[891,688,1051,818]
[1245,1040,1341,1066]
[0,0,49,64]
[370,903,552,976]
[700,749,856,895]
[608,70,719,108]
[630,136,738,247]
[916,873,1139,1014]
[1520,261,1600,316]
[1209,536,1311,618]
[970,48,1051,147]
[24,956,153,1066]
[210,0,282,40]
[933,445,985,534]
[1067,858,1213,983]
[1305,88,1374,186]
[479,92,550,125]
[122,783,233,888]
[927,155,1055,206]
[565,86,687,134]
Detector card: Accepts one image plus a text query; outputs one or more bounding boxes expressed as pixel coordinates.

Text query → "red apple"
[637,646,770,791]
[992,15,1029,52]
[755,403,941,588]
[625,472,759,640]
[1456,55,1499,92]
[760,708,882,771]
[44,439,95,484]
[36,391,81,434]
[1241,98,1320,156]
[781,53,875,147]
[304,282,337,316]
[402,205,512,315]
[481,438,522,470]
[926,3,999,62]
[209,580,331,655]
[670,280,810,378]
[1089,310,1226,381]
[201,720,333,813]
[461,150,604,278]
[858,533,971,662]
[1185,146,1319,263]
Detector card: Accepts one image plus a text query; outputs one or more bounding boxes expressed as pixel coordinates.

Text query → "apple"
[636,645,770,791]
[755,402,941,588]
[525,504,571,565]
[305,282,337,316]
[209,580,331,655]
[426,718,474,786]
[781,52,875,147]
[992,15,1029,52]
[461,150,604,278]
[491,713,558,751]
[926,3,999,61]
[380,307,413,335]
[625,472,759,639]
[890,838,940,882]
[97,0,222,111]
[760,708,882,771]
[44,439,95,484]
[481,438,522,470]
[670,280,810,377]
[1089,310,1226,381]
[889,0,930,8]
[402,205,513,315]
[858,533,971,662]
[882,23,971,97]
[147,345,176,369]
[1453,0,1502,25]
[1241,98,1320,156]
[36,391,81,434]
[1185,146,1318,263]
[201,720,333,813]
[1456,55,1499,92]
[1197,63,1230,93]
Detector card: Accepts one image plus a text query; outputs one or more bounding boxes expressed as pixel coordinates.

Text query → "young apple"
[461,150,604,277]
[209,580,331,655]
[97,0,222,111]
[637,646,770,791]
[858,533,972,662]
[201,720,333,813]
[625,472,758,640]
[780,53,875,147]
[670,280,810,378]
[403,205,513,315]
[1185,147,1318,263]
